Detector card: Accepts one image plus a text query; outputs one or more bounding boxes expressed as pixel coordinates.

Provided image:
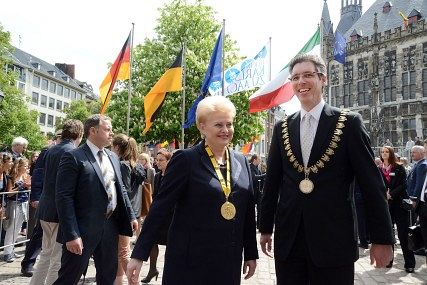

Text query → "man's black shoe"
[405,267,415,273]
[21,267,34,277]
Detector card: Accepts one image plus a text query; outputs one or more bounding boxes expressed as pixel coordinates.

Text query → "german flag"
[99,32,131,114]
[142,49,183,134]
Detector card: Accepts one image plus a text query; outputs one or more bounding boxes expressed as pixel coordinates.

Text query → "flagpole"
[126,23,134,135]
[221,19,225,96]
[181,42,187,149]
[268,37,272,81]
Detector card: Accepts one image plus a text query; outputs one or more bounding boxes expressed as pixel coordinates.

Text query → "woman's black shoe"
[141,270,159,283]
[405,267,415,273]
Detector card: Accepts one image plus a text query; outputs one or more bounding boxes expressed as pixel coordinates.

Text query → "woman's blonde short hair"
[196,96,236,129]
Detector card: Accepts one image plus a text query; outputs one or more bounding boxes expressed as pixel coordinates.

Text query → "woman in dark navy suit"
[379,146,415,273]
[127,96,258,285]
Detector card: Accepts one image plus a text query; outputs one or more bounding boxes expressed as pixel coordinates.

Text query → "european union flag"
[183,28,223,129]
[334,31,346,64]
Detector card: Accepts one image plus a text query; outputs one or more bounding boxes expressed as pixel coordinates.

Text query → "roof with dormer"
[10,47,84,91]
[344,0,427,38]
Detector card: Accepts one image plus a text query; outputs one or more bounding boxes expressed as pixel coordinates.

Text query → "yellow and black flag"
[143,49,183,134]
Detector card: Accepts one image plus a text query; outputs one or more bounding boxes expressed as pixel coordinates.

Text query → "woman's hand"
[242,259,256,279]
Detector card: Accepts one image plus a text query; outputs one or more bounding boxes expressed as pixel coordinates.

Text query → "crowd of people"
[0,53,426,285]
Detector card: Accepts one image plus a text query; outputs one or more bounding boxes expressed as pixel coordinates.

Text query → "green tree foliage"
[56,99,101,128]
[0,24,46,151]
[106,0,265,147]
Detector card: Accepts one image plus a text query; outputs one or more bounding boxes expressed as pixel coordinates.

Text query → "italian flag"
[249,27,321,113]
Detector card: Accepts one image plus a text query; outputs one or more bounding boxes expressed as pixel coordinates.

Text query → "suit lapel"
[288,112,303,165]
[83,144,105,188]
[229,150,241,190]
[308,104,337,166]
[197,143,217,178]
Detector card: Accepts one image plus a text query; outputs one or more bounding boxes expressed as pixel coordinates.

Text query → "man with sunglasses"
[259,54,394,284]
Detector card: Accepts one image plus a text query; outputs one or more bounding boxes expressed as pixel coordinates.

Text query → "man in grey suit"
[53,114,138,285]
[30,119,83,285]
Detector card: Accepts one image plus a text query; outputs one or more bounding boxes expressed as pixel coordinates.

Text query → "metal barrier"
[0,189,31,251]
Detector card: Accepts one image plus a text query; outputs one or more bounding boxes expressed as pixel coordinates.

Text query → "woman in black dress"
[379,146,415,273]
[141,148,171,283]
[127,96,258,285]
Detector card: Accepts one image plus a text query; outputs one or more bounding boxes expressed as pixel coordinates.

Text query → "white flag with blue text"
[208,44,269,96]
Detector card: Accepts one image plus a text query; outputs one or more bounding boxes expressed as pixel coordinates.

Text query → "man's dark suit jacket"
[55,143,135,244]
[131,142,258,284]
[260,104,394,267]
[38,139,76,223]
[407,159,427,198]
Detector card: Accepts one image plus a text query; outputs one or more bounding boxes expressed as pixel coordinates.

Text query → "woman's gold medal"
[221,201,236,220]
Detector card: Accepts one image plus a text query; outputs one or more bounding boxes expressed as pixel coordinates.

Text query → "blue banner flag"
[208,43,269,97]
[183,28,224,129]
[334,31,346,64]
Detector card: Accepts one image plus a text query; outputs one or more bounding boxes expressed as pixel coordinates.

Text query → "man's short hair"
[61,119,84,140]
[249,154,259,163]
[12,136,28,147]
[83,114,111,138]
[288,54,327,76]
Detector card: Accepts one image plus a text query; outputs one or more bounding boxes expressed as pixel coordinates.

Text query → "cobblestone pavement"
[0,233,426,284]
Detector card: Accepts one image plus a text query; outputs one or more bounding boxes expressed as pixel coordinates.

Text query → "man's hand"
[131,219,139,232]
[126,258,143,285]
[66,238,83,255]
[30,201,39,208]
[243,259,257,280]
[260,234,273,257]
[370,244,393,268]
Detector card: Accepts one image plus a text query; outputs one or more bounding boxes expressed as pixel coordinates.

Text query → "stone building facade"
[322,0,427,150]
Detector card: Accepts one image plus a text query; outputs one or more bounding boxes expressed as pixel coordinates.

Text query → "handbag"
[140,182,153,217]
[408,224,425,252]
[402,198,414,211]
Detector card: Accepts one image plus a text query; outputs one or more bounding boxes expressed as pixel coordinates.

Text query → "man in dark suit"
[259,54,394,284]
[30,120,83,285]
[53,114,138,285]
[249,154,265,229]
[407,145,426,198]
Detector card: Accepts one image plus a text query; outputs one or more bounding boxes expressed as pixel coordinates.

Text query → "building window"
[63,102,69,110]
[57,85,63,96]
[330,86,339,107]
[48,97,55,109]
[423,69,427,97]
[423,117,427,138]
[56,100,62,111]
[33,75,40,88]
[384,75,396,102]
[402,118,417,142]
[344,61,353,83]
[382,119,397,145]
[402,71,416,100]
[64,88,70,99]
[41,79,48,91]
[384,50,396,76]
[40,95,47,107]
[32,92,39,105]
[70,90,76,100]
[343,84,353,108]
[49,82,56,94]
[39,113,46,125]
[47,115,54,127]
[77,93,82,100]
[18,82,25,90]
[357,80,370,106]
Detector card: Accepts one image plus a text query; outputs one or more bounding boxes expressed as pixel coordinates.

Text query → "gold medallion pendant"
[221,201,236,220]
[299,178,314,194]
